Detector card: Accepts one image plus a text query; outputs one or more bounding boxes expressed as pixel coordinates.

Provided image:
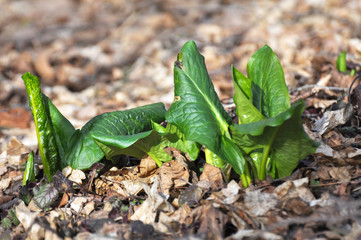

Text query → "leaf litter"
[2,0,361,239]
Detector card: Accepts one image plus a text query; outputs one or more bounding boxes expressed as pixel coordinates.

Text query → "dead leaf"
[178,184,203,206]
[312,104,353,135]
[282,197,313,216]
[70,196,89,213]
[328,167,351,182]
[198,204,229,240]
[274,178,315,203]
[0,107,31,129]
[15,201,41,231]
[244,189,279,216]
[58,192,69,208]
[199,163,224,191]
[130,176,174,225]
[159,158,189,195]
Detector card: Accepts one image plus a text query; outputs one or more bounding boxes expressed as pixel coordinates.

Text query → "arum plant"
[166,41,317,187]
[22,41,317,188]
[22,73,169,181]
[165,41,247,183]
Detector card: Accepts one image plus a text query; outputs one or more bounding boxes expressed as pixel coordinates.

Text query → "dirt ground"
[1,0,361,239]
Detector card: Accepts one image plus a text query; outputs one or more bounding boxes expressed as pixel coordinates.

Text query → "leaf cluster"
[22,41,317,188]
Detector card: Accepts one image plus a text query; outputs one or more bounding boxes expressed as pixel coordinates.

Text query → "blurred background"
[0,0,361,147]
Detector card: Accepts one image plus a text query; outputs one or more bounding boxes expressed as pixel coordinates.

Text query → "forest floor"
[1,0,361,239]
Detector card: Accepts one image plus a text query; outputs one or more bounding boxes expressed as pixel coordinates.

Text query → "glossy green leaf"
[247,45,290,118]
[22,72,60,181]
[166,41,233,152]
[231,100,318,178]
[232,66,265,124]
[152,122,200,160]
[65,103,166,169]
[92,123,201,167]
[45,95,75,161]
[91,130,158,164]
[166,41,244,173]
[23,151,36,185]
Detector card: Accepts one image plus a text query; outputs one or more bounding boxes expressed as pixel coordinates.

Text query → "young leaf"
[45,95,75,161]
[91,130,159,164]
[231,100,318,179]
[22,72,60,181]
[23,151,36,186]
[166,41,233,151]
[232,66,265,124]
[336,51,347,73]
[152,122,201,160]
[65,103,166,169]
[246,45,290,118]
[92,123,201,167]
[166,41,245,173]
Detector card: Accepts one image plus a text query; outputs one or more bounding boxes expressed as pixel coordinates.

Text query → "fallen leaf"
[198,204,229,239]
[178,184,203,206]
[282,197,313,216]
[15,201,41,231]
[159,158,189,195]
[68,169,86,185]
[244,190,279,216]
[130,176,174,224]
[0,178,11,190]
[70,196,89,213]
[312,104,353,135]
[0,107,31,129]
[199,163,225,190]
[274,178,315,203]
[328,167,351,182]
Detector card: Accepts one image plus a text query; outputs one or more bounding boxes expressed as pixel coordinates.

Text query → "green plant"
[22,73,170,180]
[23,41,317,188]
[166,41,317,187]
[337,51,356,76]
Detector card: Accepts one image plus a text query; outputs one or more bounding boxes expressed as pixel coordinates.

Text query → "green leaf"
[336,51,347,73]
[231,100,318,178]
[45,95,75,161]
[92,123,201,167]
[166,41,233,152]
[65,103,166,169]
[166,41,244,173]
[22,72,60,181]
[23,151,36,186]
[91,130,157,163]
[33,182,59,209]
[232,66,265,124]
[247,45,290,118]
[152,122,201,160]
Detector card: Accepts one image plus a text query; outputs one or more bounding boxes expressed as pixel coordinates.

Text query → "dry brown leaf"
[328,167,351,182]
[198,204,229,240]
[0,107,31,129]
[282,197,313,216]
[130,176,174,226]
[199,163,224,191]
[159,158,189,195]
[274,177,315,203]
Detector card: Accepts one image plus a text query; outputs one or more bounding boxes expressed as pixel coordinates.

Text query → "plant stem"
[258,127,279,180]
[240,165,251,188]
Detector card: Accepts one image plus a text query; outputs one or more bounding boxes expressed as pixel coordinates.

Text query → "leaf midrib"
[179,66,229,136]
